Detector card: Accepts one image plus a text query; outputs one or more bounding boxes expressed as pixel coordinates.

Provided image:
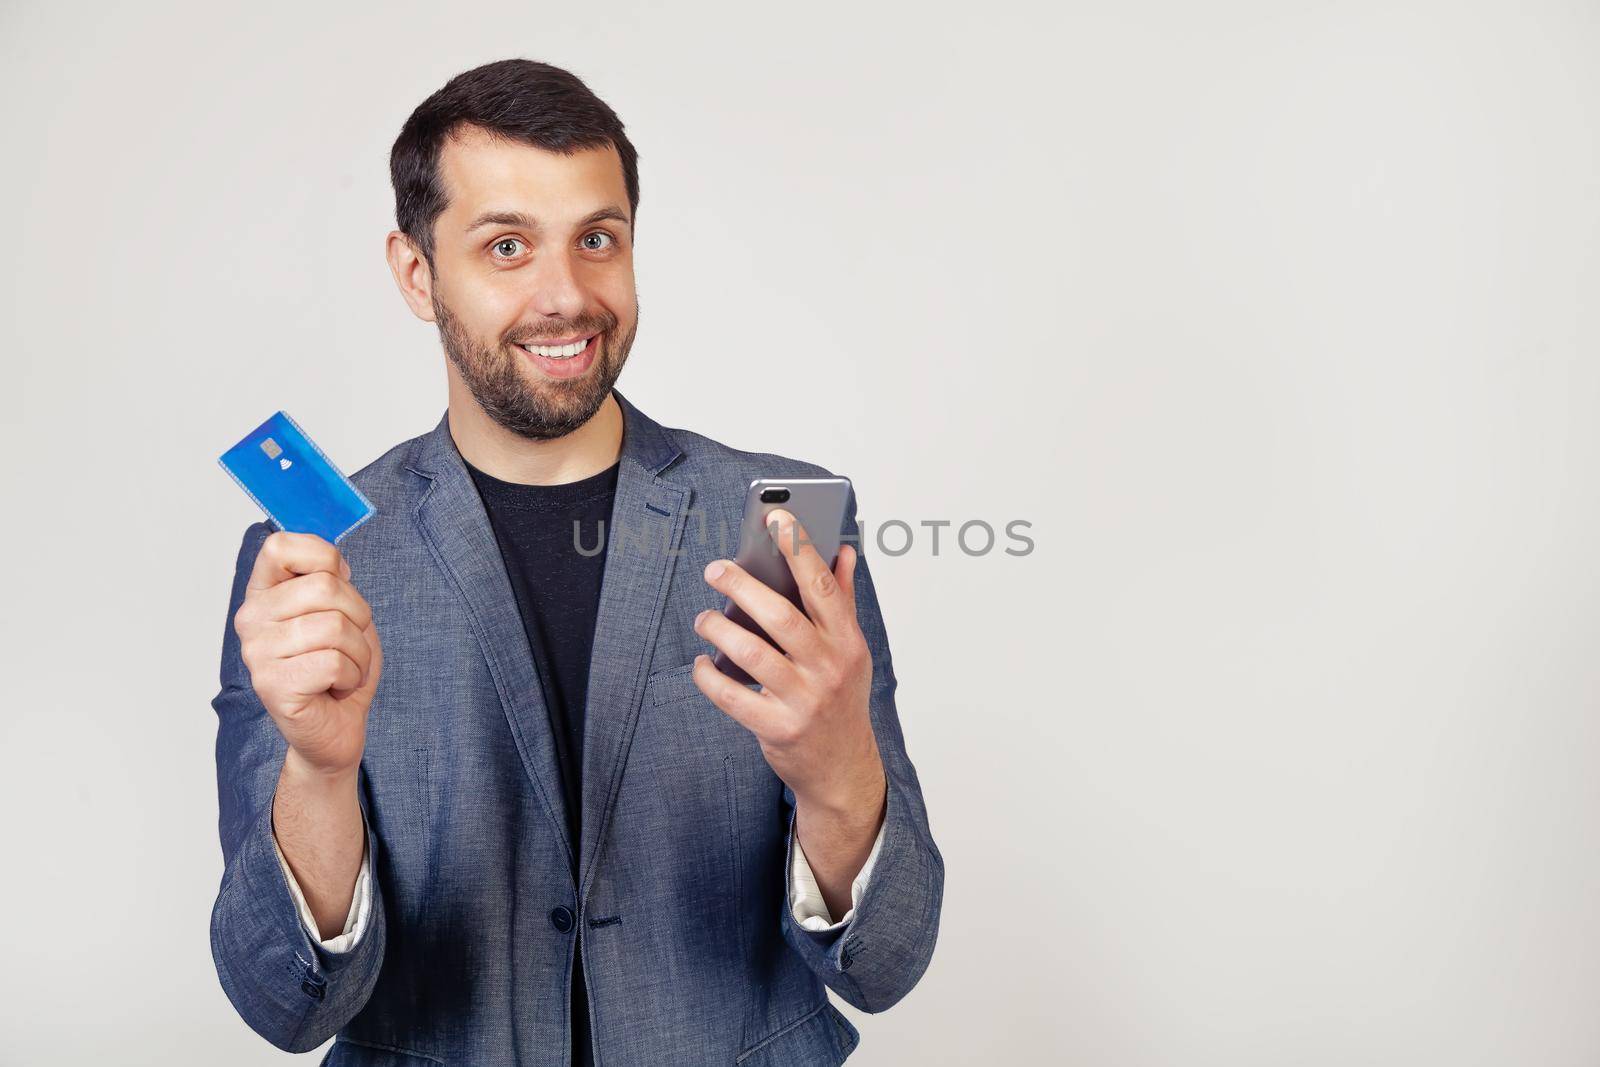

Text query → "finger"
[702,558,820,660]
[248,531,348,594]
[266,610,373,685]
[280,647,364,700]
[258,570,373,631]
[336,619,384,700]
[693,608,801,698]
[691,653,779,736]
[765,509,851,633]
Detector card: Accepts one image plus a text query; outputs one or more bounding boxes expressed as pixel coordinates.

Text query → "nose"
[520,246,588,324]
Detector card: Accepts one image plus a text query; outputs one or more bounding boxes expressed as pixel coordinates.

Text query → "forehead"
[435,124,628,228]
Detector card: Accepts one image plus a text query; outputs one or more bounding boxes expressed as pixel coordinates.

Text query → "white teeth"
[521,336,590,359]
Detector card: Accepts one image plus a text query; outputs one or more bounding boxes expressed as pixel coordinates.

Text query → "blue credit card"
[218,411,375,544]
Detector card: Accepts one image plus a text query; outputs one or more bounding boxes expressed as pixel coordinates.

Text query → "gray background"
[3,0,1599,1063]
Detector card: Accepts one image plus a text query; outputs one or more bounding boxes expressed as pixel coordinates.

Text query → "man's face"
[425,125,638,440]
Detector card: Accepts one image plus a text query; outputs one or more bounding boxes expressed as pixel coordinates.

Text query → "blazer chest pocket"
[644,660,755,752]
[647,661,702,708]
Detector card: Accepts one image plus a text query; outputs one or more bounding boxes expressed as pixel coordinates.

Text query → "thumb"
[360,620,383,692]
[834,544,858,613]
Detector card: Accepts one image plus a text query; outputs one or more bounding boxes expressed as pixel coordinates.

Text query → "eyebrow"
[465,205,631,235]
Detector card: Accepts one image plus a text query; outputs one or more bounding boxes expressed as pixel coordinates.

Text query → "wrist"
[281,746,360,795]
[796,763,887,829]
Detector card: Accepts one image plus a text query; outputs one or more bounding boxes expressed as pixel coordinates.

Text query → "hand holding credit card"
[217,410,383,779]
[218,411,375,543]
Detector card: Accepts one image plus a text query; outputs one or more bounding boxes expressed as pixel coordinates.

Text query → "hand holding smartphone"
[712,477,852,684]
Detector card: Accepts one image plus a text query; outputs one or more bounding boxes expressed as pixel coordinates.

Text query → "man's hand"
[234,530,381,938]
[692,509,887,919]
[234,531,383,777]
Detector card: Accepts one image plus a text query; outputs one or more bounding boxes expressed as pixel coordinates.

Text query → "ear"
[385,230,437,322]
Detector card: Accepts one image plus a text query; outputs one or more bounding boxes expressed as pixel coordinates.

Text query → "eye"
[491,237,526,259]
[581,231,615,252]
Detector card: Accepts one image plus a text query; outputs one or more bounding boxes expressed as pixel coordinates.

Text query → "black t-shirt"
[465,455,618,1067]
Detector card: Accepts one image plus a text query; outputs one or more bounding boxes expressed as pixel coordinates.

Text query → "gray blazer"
[209,391,944,1065]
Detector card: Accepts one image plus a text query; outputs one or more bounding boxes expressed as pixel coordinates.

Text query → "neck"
[445,374,624,486]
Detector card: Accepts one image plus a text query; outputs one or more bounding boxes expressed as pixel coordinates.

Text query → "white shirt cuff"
[271,827,371,954]
[789,820,886,932]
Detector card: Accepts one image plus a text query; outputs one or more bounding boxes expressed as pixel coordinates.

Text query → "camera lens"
[759,487,791,504]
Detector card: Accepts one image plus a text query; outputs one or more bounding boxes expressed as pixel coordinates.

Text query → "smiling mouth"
[515,334,597,360]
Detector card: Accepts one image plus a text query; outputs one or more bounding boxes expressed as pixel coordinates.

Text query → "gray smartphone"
[712,476,853,685]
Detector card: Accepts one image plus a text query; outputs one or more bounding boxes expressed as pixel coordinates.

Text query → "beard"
[433,290,637,441]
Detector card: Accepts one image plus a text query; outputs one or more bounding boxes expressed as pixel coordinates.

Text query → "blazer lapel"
[403,411,575,876]
[577,391,689,902]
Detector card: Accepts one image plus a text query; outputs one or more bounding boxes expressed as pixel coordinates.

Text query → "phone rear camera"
[760,487,791,504]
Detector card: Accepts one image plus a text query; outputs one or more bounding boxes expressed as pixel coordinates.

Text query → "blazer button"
[549,905,575,933]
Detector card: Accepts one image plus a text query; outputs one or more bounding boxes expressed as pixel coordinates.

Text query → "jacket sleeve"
[779,488,946,1012]
[208,521,387,1052]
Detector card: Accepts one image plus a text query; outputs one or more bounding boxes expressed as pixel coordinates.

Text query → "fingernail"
[705,560,726,581]
[341,560,352,580]
[694,609,709,627]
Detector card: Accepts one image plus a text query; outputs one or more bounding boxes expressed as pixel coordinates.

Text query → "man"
[209,58,943,1066]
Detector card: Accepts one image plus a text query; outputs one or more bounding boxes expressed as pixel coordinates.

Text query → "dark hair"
[390,59,640,265]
